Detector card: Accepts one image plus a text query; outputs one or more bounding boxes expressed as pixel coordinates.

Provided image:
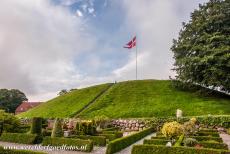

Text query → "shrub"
[106,127,154,154]
[161,121,183,139]
[42,129,52,137]
[42,137,93,152]
[0,133,40,144]
[102,127,119,131]
[151,136,166,140]
[174,134,184,147]
[0,146,46,154]
[200,141,228,150]
[131,145,230,154]
[69,135,106,146]
[196,131,220,137]
[0,110,20,133]
[98,133,117,141]
[101,131,123,138]
[51,118,63,137]
[75,121,97,135]
[30,117,42,135]
[183,138,198,147]
[143,139,169,145]
[93,115,109,129]
[183,121,196,136]
[191,136,223,142]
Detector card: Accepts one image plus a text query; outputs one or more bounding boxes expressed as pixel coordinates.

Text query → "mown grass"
[18,83,112,118]
[78,80,230,118]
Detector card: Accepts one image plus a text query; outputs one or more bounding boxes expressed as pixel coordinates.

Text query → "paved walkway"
[0,141,106,154]
[115,132,156,154]
[220,133,230,150]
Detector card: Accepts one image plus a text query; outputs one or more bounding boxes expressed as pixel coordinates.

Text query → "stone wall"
[112,119,147,131]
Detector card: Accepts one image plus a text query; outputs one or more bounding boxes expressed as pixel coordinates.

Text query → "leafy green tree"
[0,89,28,113]
[171,0,230,92]
[58,89,68,96]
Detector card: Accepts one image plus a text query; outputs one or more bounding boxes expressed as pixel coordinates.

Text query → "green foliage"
[161,121,183,139]
[98,133,117,141]
[102,127,119,131]
[151,136,167,140]
[42,129,52,137]
[0,146,46,154]
[93,115,109,128]
[106,127,154,154]
[196,131,220,137]
[144,139,170,145]
[69,135,106,146]
[0,133,40,144]
[191,136,223,142]
[0,89,27,113]
[171,0,230,92]
[30,117,42,135]
[18,83,112,118]
[42,137,93,152]
[51,118,63,138]
[131,145,230,154]
[0,110,20,133]
[101,131,123,138]
[200,141,228,150]
[174,134,184,147]
[183,138,198,147]
[78,80,230,118]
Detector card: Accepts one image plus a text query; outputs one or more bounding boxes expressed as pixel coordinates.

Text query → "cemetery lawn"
[19,80,230,118]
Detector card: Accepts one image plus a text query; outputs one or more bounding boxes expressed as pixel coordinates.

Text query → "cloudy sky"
[0,0,208,101]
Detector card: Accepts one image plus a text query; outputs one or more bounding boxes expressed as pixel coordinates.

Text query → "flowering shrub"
[161,121,183,139]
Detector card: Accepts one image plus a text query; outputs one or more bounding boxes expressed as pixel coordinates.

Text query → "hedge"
[30,117,42,135]
[0,146,46,154]
[106,127,154,154]
[131,145,230,154]
[199,128,218,133]
[143,139,169,145]
[200,142,228,150]
[69,135,106,146]
[42,137,93,152]
[0,133,40,144]
[102,127,119,131]
[174,134,184,147]
[190,136,223,142]
[101,131,123,138]
[98,133,117,141]
[151,136,166,140]
[196,132,220,137]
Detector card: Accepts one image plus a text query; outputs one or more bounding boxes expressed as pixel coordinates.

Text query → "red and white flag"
[124,36,136,49]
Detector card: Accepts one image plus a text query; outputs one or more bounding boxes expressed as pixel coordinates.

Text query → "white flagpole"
[136,35,137,80]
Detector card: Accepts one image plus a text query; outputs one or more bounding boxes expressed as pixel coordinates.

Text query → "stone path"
[0,141,106,154]
[115,132,156,154]
[220,133,230,150]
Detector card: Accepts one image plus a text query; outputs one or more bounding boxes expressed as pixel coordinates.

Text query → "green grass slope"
[18,83,112,118]
[78,80,230,118]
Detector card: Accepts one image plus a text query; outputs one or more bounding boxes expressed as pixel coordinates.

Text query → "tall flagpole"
[136,35,137,80]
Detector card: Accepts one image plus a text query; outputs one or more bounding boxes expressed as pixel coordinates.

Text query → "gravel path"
[220,133,230,150]
[115,132,156,154]
[0,141,106,154]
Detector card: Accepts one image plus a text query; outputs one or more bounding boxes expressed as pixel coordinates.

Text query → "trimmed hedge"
[0,146,46,154]
[200,142,228,150]
[106,127,154,154]
[143,139,169,145]
[42,137,93,152]
[191,136,223,142]
[30,117,42,135]
[196,132,220,137]
[69,135,106,146]
[151,136,166,140]
[174,134,184,147]
[98,133,117,141]
[101,131,123,138]
[102,127,119,131]
[0,133,40,144]
[131,145,230,154]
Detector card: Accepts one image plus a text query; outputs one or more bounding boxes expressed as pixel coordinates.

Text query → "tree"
[0,89,28,113]
[171,0,230,92]
[58,89,68,96]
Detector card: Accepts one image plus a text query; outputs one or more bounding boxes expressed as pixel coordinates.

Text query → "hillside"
[18,80,230,118]
[18,83,112,118]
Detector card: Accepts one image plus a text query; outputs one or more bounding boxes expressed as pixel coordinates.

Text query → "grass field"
[78,80,230,118]
[18,80,230,118]
[18,83,112,118]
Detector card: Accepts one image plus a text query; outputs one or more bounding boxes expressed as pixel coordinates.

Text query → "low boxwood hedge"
[69,135,106,146]
[0,133,40,144]
[106,127,154,154]
[200,141,228,150]
[174,134,184,147]
[143,139,169,145]
[0,146,46,154]
[151,136,166,140]
[131,145,230,154]
[98,133,117,141]
[42,137,93,152]
[101,131,123,138]
[191,136,223,142]
[102,127,119,131]
[196,132,220,137]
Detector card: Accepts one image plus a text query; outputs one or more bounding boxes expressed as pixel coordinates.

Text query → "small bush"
[183,138,198,147]
[131,145,230,154]
[200,141,228,150]
[42,137,93,152]
[0,133,39,144]
[106,127,154,154]
[0,146,46,154]
[51,118,63,138]
[69,135,106,146]
[161,121,183,139]
[144,139,169,145]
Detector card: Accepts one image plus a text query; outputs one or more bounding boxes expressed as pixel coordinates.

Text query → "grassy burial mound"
[18,83,112,118]
[78,80,230,118]
[19,80,230,118]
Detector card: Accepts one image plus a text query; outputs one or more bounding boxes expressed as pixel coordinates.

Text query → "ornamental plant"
[183,117,197,136]
[161,121,183,139]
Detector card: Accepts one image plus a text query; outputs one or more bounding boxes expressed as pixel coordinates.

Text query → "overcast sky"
[0,0,208,101]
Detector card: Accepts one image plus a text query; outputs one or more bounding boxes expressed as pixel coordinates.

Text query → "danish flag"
[124,36,136,49]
